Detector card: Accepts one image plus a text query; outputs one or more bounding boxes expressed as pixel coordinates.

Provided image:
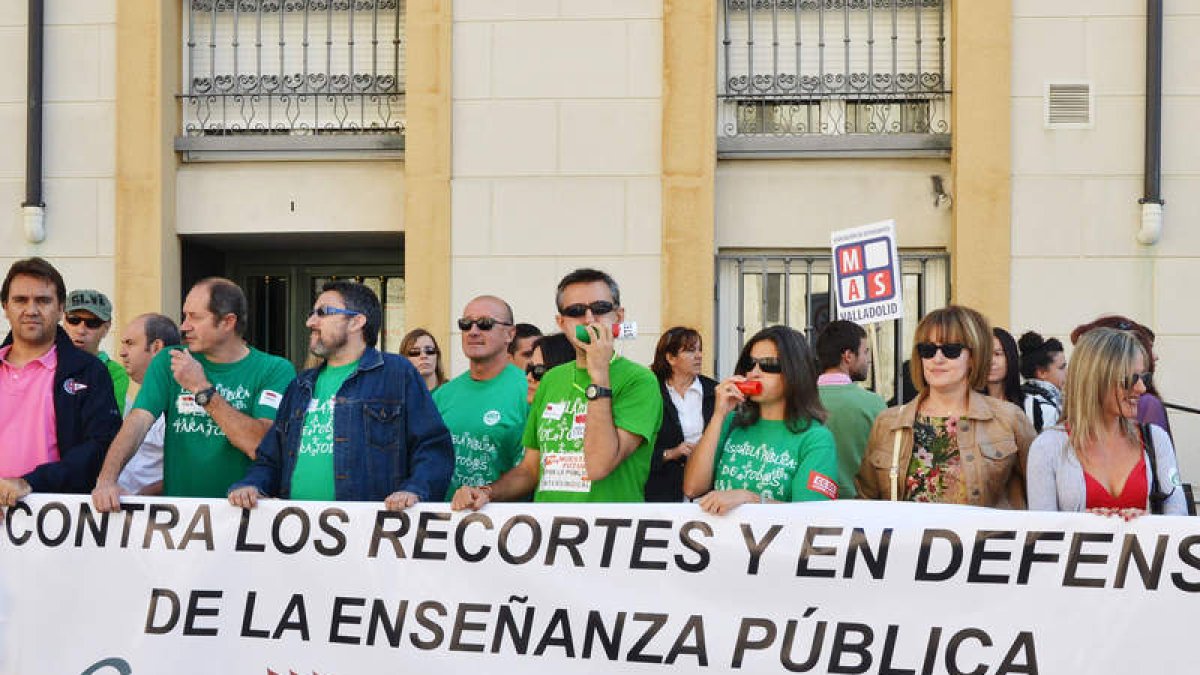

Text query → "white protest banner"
[831,220,904,324]
[1,496,1198,674]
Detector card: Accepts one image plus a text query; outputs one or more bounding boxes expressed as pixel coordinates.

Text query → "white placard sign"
[831,220,904,324]
[1,497,1198,674]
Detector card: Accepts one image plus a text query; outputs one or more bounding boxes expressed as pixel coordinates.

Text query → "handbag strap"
[889,404,907,501]
[1141,423,1171,515]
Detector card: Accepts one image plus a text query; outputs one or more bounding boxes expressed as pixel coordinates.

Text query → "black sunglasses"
[737,355,783,374]
[406,347,438,357]
[559,301,615,318]
[916,342,966,360]
[1124,372,1152,390]
[65,316,106,329]
[458,317,512,331]
[526,363,549,381]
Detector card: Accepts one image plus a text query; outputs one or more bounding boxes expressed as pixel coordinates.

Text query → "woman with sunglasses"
[645,327,717,502]
[399,328,446,391]
[1027,328,1186,516]
[1071,315,1172,437]
[857,306,1036,507]
[683,326,837,514]
[524,333,574,404]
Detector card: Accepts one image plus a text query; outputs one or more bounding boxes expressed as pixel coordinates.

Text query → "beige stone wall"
[176,162,404,235]
[448,1,664,375]
[1011,1,1200,477]
[716,159,952,250]
[0,1,117,347]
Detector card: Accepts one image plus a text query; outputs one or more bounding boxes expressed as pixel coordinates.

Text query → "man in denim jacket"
[228,281,452,508]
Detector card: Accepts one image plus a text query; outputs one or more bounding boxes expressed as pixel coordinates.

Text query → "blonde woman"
[1027,328,1186,516]
[856,306,1036,507]
[399,328,446,391]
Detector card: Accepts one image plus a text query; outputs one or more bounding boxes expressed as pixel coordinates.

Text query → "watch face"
[585,385,598,399]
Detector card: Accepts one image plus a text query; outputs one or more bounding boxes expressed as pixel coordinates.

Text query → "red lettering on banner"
[845,278,863,303]
[808,471,839,499]
[868,270,893,299]
[838,246,863,274]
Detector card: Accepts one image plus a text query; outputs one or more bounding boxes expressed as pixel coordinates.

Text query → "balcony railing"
[718,0,951,157]
[177,0,405,159]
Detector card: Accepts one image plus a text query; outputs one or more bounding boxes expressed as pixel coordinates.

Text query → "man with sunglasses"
[452,268,662,509]
[63,289,130,415]
[434,296,530,497]
[92,278,295,509]
[228,281,452,509]
[1,258,121,506]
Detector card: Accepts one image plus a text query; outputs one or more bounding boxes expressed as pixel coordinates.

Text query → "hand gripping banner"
[1,496,1197,674]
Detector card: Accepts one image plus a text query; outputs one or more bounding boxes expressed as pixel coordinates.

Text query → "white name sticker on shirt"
[542,402,566,420]
[176,394,205,416]
[539,452,591,493]
[259,390,283,409]
[567,413,587,441]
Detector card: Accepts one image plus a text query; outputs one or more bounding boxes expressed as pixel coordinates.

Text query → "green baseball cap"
[65,289,113,322]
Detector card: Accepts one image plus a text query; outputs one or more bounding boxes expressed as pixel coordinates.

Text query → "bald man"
[433,295,530,497]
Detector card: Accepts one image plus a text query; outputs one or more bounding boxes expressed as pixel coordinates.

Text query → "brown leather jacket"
[855,390,1036,508]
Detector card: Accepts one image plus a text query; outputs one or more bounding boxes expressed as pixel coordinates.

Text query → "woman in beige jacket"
[856,306,1036,508]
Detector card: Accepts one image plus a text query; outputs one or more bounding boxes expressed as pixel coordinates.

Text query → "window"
[716,251,949,404]
[177,0,406,160]
[718,0,951,157]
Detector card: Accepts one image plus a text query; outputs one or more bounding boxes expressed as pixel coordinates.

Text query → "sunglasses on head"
[559,301,615,318]
[310,305,360,318]
[457,317,512,331]
[737,355,783,374]
[526,363,549,381]
[916,342,966,360]
[1124,372,1152,390]
[65,316,106,329]
[406,346,438,357]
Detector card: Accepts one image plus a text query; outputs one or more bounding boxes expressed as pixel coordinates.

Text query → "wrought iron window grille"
[177,0,405,160]
[718,0,951,157]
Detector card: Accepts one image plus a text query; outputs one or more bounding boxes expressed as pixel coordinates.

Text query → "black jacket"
[2,327,121,493]
[644,374,717,502]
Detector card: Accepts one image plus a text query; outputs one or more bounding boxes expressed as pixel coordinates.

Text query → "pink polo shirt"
[0,344,60,478]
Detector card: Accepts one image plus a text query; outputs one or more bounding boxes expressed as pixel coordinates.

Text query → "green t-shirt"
[290,360,358,501]
[133,346,295,497]
[713,414,839,502]
[819,383,886,498]
[100,351,129,416]
[434,364,530,496]
[521,357,662,503]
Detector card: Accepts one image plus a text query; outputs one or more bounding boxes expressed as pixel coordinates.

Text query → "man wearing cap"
[63,289,130,414]
[1,258,121,505]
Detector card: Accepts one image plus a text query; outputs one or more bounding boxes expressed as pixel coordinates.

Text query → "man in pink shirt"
[0,258,121,507]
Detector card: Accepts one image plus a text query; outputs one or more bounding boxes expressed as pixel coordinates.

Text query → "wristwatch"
[585,384,613,401]
[194,386,218,408]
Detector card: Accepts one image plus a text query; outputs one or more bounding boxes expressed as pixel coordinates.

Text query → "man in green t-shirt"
[452,268,662,508]
[815,320,886,498]
[63,289,129,415]
[436,295,530,496]
[92,278,295,508]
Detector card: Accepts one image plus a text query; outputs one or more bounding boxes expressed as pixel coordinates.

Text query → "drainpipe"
[1137,0,1164,245]
[22,0,45,244]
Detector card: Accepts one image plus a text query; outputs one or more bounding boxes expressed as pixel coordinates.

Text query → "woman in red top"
[1026,327,1187,516]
